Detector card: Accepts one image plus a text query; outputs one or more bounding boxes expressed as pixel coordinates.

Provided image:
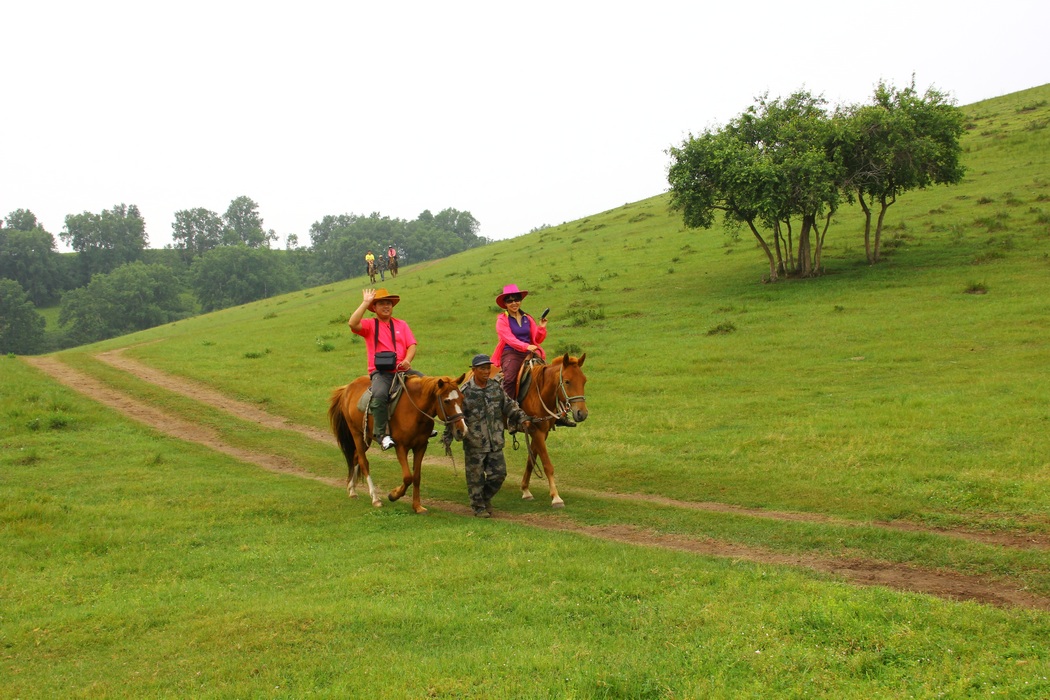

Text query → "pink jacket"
[492,312,547,367]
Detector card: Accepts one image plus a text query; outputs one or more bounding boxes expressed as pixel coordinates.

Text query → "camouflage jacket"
[459,376,530,454]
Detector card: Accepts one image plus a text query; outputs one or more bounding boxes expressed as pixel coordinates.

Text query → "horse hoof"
[551,499,565,509]
[372,500,383,508]
[388,491,402,502]
[413,506,428,514]
[521,492,534,501]
[348,491,358,499]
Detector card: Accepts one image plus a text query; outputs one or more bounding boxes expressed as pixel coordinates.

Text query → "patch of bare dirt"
[95,348,333,444]
[572,489,1050,551]
[22,353,1050,612]
[23,356,338,488]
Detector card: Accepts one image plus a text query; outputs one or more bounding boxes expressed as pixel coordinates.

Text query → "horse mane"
[406,374,461,394]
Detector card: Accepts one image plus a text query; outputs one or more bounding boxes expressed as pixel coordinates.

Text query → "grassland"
[3,84,1050,698]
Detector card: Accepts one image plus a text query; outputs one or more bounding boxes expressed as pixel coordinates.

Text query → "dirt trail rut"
[22,353,1050,612]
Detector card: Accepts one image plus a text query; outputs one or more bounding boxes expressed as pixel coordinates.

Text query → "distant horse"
[367,261,377,284]
[515,353,588,507]
[328,372,468,513]
[389,256,399,278]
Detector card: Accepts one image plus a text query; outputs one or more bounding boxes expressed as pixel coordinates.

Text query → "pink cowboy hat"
[495,283,529,309]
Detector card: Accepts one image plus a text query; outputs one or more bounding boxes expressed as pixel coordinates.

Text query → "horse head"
[437,373,469,441]
[556,352,588,424]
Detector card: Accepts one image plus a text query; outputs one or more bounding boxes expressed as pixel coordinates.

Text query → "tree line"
[0,198,487,354]
[666,79,966,281]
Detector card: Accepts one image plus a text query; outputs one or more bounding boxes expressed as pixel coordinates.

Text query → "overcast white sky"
[3,1,1048,251]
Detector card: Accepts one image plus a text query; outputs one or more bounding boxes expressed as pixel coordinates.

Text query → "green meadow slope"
[4,83,1050,698]
[59,83,1050,533]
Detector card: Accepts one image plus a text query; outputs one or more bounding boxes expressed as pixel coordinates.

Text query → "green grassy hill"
[5,83,1049,697]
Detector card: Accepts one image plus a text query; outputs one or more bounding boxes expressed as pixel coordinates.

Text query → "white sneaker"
[380,435,396,451]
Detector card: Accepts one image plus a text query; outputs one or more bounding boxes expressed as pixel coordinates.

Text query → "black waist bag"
[373,320,398,372]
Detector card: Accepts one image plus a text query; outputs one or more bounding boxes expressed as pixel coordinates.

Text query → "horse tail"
[328,385,356,461]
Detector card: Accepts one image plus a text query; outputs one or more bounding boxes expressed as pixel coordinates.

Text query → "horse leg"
[410,448,427,514]
[358,452,382,508]
[529,431,564,508]
[520,449,536,501]
[347,431,382,507]
[387,444,413,504]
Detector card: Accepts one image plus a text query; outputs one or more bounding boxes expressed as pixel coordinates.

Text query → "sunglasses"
[504,296,521,303]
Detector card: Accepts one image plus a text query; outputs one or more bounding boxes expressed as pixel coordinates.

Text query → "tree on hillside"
[0,278,46,355]
[668,91,842,280]
[191,245,297,312]
[60,204,149,286]
[223,196,275,248]
[171,207,225,261]
[58,262,187,345]
[4,208,39,232]
[839,80,965,263]
[0,216,63,305]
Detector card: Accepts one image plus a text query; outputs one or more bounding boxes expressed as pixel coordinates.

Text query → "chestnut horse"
[516,353,588,507]
[389,256,399,278]
[328,372,468,513]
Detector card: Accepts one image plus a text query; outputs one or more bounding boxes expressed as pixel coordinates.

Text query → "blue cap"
[471,354,493,367]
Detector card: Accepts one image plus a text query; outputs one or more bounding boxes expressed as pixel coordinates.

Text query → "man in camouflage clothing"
[449,354,531,517]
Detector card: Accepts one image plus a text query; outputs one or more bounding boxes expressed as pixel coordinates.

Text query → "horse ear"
[578,352,586,367]
[562,352,570,365]
[455,372,466,384]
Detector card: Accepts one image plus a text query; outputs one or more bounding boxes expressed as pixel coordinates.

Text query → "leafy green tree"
[668,91,842,280]
[191,246,296,312]
[223,196,274,248]
[0,278,46,355]
[4,208,39,231]
[303,208,487,284]
[0,224,63,305]
[171,207,225,261]
[60,203,149,286]
[840,80,966,263]
[58,262,187,345]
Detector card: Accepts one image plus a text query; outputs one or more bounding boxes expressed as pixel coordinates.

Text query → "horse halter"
[396,373,466,429]
[532,362,586,422]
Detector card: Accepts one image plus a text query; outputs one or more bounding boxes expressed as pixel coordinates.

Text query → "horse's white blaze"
[447,389,460,400]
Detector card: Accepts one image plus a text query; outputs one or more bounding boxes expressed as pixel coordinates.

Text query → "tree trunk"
[773,221,785,274]
[747,220,778,282]
[796,214,815,277]
[858,191,874,264]
[872,194,895,262]
[813,210,832,274]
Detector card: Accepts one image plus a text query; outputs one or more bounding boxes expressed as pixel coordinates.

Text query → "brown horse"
[328,372,468,513]
[516,353,588,508]
[389,256,398,278]
[367,261,377,284]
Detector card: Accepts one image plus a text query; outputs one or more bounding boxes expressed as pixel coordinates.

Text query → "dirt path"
[22,353,1050,612]
[86,350,1050,552]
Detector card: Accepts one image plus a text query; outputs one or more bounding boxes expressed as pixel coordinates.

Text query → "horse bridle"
[531,362,586,423]
[395,373,466,429]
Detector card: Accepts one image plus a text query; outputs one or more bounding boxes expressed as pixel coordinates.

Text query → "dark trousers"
[368,371,395,438]
[465,450,508,511]
[500,347,528,401]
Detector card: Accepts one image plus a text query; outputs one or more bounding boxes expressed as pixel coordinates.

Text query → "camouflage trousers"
[464,449,507,512]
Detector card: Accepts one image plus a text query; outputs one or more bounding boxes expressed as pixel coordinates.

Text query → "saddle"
[515,355,545,400]
[356,373,408,415]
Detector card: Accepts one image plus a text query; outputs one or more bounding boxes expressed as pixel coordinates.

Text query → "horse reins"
[395,373,466,431]
[512,360,586,457]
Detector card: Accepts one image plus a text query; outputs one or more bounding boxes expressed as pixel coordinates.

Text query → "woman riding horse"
[515,353,588,508]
